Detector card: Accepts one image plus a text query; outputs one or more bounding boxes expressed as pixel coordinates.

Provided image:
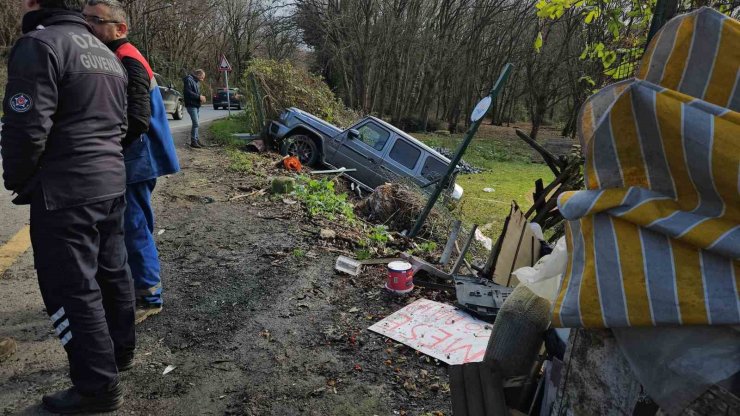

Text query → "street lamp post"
[142,3,174,61]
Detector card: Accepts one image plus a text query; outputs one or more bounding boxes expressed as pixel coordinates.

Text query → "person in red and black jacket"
[84,0,180,328]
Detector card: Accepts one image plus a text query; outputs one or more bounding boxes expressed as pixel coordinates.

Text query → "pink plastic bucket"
[386,261,414,294]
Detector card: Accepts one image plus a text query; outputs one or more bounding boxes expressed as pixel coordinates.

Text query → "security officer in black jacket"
[1,0,133,412]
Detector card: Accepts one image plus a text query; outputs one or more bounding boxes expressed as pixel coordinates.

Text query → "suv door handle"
[367,157,377,164]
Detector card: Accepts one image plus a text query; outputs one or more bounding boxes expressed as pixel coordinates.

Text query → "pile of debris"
[433,147,484,174]
[355,182,452,238]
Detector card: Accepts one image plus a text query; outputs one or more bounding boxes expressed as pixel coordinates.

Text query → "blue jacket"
[183,74,201,108]
[114,42,180,184]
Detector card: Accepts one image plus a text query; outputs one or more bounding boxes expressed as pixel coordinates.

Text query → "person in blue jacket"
[85,0,180,324]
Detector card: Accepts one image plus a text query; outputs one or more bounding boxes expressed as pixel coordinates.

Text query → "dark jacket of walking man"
[183,69,206,148]
[83,0,180,325]
[1,0,133,412]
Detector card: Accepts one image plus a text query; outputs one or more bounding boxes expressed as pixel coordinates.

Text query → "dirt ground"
[0,128,454,415]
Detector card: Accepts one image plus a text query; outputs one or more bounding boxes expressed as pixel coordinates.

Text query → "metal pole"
[451,225,478,276]
[440,220,462,266]
[225,70,231,118]
[408,63,513,238]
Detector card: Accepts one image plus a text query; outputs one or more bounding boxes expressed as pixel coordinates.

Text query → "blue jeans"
[186,106,200,143]
[124,179,162,306]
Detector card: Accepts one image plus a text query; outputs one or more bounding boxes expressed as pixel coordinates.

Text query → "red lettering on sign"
[418,328,453,349]
[405,323,423,341]
[464,323,483,332]
[443,339,485,363]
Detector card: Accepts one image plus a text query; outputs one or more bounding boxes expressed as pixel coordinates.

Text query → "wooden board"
[491,203,541,287]
[449,362,509,416]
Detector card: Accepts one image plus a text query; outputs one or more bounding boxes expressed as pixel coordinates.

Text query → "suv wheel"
[282,135,319,167]
[173,102,183,120]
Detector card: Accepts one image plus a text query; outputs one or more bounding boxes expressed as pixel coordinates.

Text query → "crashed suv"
[269,108,464,200]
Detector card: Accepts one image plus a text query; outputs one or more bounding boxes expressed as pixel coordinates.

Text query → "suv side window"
[389,138,421,170]
[357,123,390,151]
[421,156,447,181]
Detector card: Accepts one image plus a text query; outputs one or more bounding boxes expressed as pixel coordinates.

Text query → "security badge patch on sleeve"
[9,93,33,113]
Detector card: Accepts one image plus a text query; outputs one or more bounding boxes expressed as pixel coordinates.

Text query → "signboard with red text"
[368,299,492,365]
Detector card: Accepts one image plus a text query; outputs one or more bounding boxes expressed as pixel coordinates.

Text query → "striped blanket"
[552,7,739,328]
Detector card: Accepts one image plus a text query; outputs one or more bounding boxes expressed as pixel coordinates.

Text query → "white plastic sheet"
[511,237,567,303]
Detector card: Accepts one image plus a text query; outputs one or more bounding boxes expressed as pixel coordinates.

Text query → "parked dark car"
[213,88,245,110]
[154,73,183,120]
[268,108,464,200]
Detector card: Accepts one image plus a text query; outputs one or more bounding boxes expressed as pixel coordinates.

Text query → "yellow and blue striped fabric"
[552,7,739,328]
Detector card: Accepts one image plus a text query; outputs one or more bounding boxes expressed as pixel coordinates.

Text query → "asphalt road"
[167,106,228,133]
[0,106,226,148]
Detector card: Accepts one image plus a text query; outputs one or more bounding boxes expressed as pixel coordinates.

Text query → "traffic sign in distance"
[218,55,232,72]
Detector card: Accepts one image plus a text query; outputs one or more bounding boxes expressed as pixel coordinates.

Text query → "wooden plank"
[450,365,469,416]
[463,363,486,416]
[478,362,509,416]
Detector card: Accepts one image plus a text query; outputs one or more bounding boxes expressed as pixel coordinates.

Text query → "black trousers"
[30,190,135,394]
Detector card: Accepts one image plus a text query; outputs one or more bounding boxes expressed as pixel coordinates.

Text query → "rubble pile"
[356,183,449,237]
[432,147,484,174]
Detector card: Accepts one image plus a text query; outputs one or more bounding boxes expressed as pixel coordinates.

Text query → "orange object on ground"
[283,156,302,172]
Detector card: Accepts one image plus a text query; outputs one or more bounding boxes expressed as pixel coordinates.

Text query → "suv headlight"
[279,111,289,122]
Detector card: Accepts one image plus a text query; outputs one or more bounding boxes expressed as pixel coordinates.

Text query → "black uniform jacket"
[1,9,128,209]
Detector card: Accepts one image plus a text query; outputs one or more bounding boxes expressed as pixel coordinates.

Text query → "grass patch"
[456,163,553,235]
[210,115,262,175]
[416,132,532,165]
[209,113,250,148]
[226,148,256,173]
[416,128,554,236]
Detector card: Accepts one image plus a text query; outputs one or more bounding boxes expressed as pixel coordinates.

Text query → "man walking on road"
[84,0,180,324]
[183,69,206,148]
[1,0,133,412]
